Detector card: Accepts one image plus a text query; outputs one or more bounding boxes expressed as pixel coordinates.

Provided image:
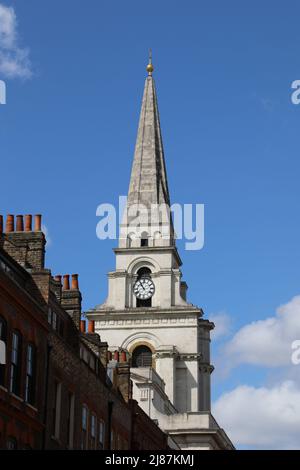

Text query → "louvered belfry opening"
[132,345,152,368]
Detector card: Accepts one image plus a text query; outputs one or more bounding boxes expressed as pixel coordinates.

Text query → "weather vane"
[146,49,154,75]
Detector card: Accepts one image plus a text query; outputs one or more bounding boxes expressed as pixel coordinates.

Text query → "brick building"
[0,214,168,450]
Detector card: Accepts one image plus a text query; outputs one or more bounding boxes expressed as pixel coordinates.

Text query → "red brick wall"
[0,261,49,450]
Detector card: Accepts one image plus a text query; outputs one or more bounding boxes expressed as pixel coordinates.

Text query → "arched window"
[10,331,22,396]
[132,345,152,367]
[137,267,151,278]
[0,316,7,387]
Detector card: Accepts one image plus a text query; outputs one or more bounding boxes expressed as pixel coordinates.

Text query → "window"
[99,420,105,449]
[48,309,64,337]
[140,388,148,401]
[0,316,7,387]
[52,311,57,331]
[67,392,75,449]
[141,232,149,247]
[10,331,22,396]
[58,319,64,337]
[7,437,17,450]
[132,345,152,368]
[136,297,151,307]
[47,308,52,324]
[81,405,88,449]
[25,344,36,405]
[52,381,62,439]
[89,355,96,371]
[137,267,151,277]
[81,347,89,364]
[90,414,96,449]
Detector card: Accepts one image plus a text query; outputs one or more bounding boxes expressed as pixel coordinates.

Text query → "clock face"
[133,277,155,300]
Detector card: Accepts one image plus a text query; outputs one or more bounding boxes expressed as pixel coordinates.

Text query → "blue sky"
[1,0,300,449]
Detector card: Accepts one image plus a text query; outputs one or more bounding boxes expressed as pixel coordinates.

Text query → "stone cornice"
[90,315,200,329]
[87,306,203,317]
[113,245,182,267]
[154,351,203,361]
[86,308,204,328]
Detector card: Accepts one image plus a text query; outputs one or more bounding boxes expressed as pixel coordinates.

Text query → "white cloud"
[213,380,300,449]
[223,295,300,368]
[0,4,32,79]
[210,312,232,340]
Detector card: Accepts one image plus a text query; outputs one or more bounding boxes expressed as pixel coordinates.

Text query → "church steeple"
[120,55,174,248]
[127,56,171,209]
[87,59,234,451]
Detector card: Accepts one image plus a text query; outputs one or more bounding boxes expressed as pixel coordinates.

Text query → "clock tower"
[87,57,234,450]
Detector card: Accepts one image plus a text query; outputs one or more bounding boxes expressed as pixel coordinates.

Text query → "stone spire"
[127,62,171,209]
[119,57,174,248]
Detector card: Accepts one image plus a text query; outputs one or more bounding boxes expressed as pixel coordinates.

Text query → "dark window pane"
[0,316,7,387]
[132,345,152,367]
[10,332,22,396]
[7,437,17,450]
[25,344,36,405]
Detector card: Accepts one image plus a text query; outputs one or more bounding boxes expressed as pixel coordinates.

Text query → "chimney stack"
[116,352,131,403]
[61,273,82,330]
[51,275,62,303]
[1,213,46,271]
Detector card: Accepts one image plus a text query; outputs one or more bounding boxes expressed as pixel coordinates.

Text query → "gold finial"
[146,49,154,75]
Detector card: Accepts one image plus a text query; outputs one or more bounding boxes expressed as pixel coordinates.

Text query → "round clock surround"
[133,277,155,300]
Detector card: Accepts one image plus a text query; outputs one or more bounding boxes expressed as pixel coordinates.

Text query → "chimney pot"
[88,320,95,333]
[71,274,79,290]
[114,350,119,361]
[120,351,127,362]
[63,274,70,290]
[80,320,86,333]
[25,214,32,232]
[6,215,14,233]
[0,215,3,234]
[34,214,42,232]
[16,215,24,232]
[54,275,62,284]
